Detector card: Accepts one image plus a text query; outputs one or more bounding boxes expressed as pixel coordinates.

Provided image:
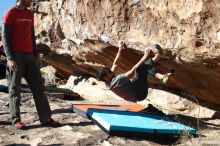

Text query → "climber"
[96,41,172,102]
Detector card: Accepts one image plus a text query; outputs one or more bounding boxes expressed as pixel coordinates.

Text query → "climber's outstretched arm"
[111,41,126,72]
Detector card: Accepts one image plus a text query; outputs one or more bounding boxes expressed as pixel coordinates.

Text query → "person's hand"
[7,59,18,71]
[36,56,42,67]
[118,40,126,51]
[144,47,152,56]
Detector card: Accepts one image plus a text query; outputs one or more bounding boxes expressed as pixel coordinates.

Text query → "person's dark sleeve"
[2,23,14,60]
[32,27,39,57]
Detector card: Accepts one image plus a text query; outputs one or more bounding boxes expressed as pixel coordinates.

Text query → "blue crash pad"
[87,109,196,136]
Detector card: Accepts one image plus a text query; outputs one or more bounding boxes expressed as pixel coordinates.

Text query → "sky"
[0,0,16,24]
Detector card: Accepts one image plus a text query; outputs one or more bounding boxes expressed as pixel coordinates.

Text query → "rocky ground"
[0,66,220,146]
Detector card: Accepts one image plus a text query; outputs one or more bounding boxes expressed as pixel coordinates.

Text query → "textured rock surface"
[3,0,220,105]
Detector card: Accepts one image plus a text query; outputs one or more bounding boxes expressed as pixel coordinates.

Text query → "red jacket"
[2,6,34,53]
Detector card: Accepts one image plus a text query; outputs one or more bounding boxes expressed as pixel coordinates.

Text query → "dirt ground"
[0,76,220,146]
[1,93,220,146]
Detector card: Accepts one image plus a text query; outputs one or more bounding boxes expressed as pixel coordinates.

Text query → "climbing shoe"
[14,121,25,130]
[161,73,173,84]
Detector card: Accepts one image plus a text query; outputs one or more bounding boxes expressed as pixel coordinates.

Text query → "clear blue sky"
[0,0,16,24]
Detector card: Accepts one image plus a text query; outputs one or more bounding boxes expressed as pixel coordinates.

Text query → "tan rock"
[30,0,220,105]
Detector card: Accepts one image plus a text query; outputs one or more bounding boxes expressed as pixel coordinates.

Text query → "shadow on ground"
[0,121,11,125]
[52,108,72,114]
[24,121,94,130]
[168,114,220,131]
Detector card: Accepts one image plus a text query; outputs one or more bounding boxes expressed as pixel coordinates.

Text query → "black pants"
[7,52,51,124]
[133,58,156,101]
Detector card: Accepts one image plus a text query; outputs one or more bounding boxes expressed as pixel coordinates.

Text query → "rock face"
[10,0,220,105]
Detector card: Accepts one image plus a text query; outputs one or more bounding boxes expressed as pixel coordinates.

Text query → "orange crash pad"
[72,103,145,117]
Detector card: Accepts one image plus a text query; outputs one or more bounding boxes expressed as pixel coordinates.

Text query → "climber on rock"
[96,41,173,102]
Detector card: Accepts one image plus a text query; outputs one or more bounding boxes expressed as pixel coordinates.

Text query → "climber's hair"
[96,66,111,82]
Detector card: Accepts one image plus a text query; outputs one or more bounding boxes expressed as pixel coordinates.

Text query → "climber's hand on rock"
[118,40,127,51]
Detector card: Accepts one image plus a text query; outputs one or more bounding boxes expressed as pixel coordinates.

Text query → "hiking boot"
[14,122,25,129]
[151,44,169,55]
[42,118,61,128]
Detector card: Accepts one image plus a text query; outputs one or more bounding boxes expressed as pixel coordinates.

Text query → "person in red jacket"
[1,0,61,129]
